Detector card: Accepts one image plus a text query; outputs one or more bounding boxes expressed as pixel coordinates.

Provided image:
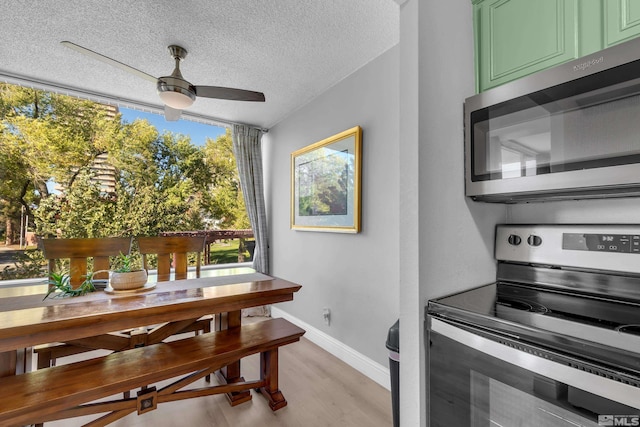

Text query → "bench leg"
[2,349,32,376]
[199,321,212,382]
[214,369,252,406]
[215,311,251,405]
[259,348,287,411]
[0,350,17,379]
[3,350,44,427]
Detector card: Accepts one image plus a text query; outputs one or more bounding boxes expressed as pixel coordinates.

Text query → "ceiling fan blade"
[164,106,182,121]
[194,86,265,102]
[61,41,158,83]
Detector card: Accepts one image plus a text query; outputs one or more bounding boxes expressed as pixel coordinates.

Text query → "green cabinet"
[473,0,640,92]
[605,1,640,47]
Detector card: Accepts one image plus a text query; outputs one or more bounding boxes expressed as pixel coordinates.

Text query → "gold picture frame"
[291,126,362,233]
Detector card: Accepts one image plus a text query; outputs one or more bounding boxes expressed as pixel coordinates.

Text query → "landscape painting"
[291,126,362,233]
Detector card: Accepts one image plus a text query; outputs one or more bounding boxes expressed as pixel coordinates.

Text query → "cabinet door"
[605,0,640,47]
[474,0,580,92]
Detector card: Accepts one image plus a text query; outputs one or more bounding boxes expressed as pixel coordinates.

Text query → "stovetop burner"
[495,297,549,314]
[495,281,640,331]
[431,279,640,330]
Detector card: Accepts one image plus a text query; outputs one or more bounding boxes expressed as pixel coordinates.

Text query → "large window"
[0,84,253,281]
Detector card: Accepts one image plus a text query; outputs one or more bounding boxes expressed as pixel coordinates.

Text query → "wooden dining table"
[0,271,302,404]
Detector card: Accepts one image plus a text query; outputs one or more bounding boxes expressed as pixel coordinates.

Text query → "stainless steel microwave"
[465,36,640,203]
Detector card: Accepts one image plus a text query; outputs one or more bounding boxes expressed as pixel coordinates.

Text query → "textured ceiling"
[0,1,399,129]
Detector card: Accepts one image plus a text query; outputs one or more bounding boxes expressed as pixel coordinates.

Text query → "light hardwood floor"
[46,317,393,427]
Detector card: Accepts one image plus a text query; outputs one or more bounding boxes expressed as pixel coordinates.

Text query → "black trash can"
[386,319,399,427]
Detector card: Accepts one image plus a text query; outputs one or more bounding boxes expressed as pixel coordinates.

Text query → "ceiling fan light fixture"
[158,90,195,109]
[157,77,196,109]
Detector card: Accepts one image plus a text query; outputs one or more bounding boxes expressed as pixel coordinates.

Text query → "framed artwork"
[290,126,362,233]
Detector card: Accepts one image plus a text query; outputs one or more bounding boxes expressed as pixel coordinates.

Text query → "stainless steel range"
[427,225,640,427]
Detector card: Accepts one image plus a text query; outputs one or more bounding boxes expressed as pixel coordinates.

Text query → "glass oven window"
[429,327,640,426]
[470,371,599,427]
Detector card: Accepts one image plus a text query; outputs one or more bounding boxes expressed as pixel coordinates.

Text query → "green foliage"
[1,85,117,192]
[1,83,252,271]
[0,84,122,242]
[0,92,36,243]
[30,117,218,239]
[35,169,116,238]
[43,270,96,300]
[202,130,250,229]
[111,252,142,273]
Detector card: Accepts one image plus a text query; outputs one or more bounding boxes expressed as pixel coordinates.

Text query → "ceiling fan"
[61,41,265,121]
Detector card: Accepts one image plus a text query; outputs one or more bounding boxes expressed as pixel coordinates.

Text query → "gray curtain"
[232,124,269,274]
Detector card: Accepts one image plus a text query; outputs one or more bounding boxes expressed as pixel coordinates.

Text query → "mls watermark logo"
[599,415,640,426]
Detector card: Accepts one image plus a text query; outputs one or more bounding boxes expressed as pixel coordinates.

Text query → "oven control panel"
[563,233,640,254]
[496,225,640,274]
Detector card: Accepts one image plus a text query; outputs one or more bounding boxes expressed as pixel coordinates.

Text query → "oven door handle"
[430,318,640,411]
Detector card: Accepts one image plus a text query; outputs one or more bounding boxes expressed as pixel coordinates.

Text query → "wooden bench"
[0,318,305,427]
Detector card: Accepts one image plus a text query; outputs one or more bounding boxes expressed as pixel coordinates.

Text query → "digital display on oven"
[563,233,640,253]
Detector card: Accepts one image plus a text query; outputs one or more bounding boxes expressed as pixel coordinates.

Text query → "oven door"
[428,318,640,427]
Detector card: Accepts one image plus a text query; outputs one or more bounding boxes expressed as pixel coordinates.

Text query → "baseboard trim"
[270,307,391,390]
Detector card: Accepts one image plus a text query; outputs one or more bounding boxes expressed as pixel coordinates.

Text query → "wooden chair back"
[137,236,205,281]
[40,237,133,288]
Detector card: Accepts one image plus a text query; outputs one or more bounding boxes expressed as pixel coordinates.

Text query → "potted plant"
[107,252,148,290]
[43,271,96,300]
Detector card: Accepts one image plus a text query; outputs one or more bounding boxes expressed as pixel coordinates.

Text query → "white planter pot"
[110,270,148,290]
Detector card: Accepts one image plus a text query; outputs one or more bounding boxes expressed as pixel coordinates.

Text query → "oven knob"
[507,234,522,246]
[527,235,542,246]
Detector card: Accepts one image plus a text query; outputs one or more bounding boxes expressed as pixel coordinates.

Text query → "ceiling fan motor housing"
[157,45,196,108]
[157,76,196,107]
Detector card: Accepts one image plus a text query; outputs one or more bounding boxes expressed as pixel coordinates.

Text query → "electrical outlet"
[322,307,331,326]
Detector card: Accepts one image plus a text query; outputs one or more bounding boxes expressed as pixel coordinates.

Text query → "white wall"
[264,45,400,370]
[399,1,506,425]
[509,198,640,223]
